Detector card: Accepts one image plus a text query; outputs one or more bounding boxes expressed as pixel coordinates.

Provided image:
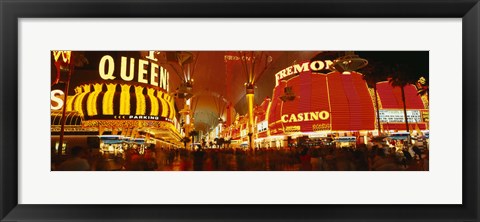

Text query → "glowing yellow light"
[50,89,65,110]
[265,101,272,137]
[137,59,149,84]
[103,83,116,115]
[86,83,103,116]
[246,93,255,133]
[135,86,146,115]
[120,84,131,115]
[52,51,71,64]
[66,96,75,112]
[99,55,116,80]
[157,91,168,117]
[168,96,176,119]
[147,88,159,116]
[73,85,91,116]
[98,125,105,136]
[66,87,83,112]
[131,129,137,139]
[418,77,426,85]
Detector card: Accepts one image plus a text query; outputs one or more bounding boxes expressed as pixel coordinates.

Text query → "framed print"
[1,0,479,221]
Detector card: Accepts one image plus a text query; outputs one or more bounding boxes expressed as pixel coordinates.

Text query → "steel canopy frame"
[1,0,479,221]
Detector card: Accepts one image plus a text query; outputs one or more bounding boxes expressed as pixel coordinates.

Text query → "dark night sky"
[357,51,429,75]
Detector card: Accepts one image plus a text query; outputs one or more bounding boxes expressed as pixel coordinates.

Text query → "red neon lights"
[327,72,375,131]
[376,82,426,109]
[382,123,427,131]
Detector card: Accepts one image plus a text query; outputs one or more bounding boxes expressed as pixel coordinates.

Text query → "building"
[51,51,182,156]
[223,59,429,148]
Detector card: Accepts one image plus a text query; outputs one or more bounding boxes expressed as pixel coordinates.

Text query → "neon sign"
[50,89,64,110]
[281,111,330,123]
[312,123,331,131]
[274,60,333,86]
[98,52,169,92]
[284,125,300,132]
[52,51,71,64]
[379,110,421,123]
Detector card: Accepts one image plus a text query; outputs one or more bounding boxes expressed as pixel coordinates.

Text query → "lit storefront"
[221,114,248,148]
[206,52,428,149]
[254,98,270,148]
[376,81,428,131]
[252,59,428,148]
[51,51,182,154]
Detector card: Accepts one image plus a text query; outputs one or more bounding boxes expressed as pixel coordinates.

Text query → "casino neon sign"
[281,111,330,123]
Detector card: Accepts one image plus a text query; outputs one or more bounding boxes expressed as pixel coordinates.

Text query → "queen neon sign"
[98,52,170,92]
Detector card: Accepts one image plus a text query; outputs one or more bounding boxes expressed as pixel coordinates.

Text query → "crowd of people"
[53,143,429,171]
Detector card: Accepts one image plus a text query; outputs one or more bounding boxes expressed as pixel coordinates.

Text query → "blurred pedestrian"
[310,148,321,170]
[412,146,422,160]
[371,148,398,171]
[58,146,90,171]
[193,145,205,171]
[299,147,312,171]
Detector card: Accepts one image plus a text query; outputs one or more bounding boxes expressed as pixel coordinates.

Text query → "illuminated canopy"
[51,111,83,126]
[65,83,176,123]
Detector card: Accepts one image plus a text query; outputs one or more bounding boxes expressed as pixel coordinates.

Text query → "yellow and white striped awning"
[65,83,176,121]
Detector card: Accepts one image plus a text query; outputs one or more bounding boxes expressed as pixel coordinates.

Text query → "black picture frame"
[1,0,479,221]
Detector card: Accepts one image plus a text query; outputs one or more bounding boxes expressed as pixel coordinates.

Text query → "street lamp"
[245,83,255,150]
[330,51,368,73]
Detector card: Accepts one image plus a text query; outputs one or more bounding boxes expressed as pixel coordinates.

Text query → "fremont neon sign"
[275,60,333,86]
[281,111,330,123]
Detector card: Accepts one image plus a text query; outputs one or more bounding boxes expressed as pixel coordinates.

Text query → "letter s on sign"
[99,55,116,80]
[50,89,64,110]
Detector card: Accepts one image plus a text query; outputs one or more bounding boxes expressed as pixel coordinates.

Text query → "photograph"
[2,0,478,220]
[51,51,429,171]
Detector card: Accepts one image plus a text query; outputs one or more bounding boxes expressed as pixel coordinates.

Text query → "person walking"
[299,147,312,171]
[58,146,90,171]
[193,145,205,171]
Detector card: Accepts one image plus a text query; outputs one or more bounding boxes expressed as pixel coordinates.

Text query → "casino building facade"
[223,60,429,148]
[52,51,428,151]
[51,51,182,154]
